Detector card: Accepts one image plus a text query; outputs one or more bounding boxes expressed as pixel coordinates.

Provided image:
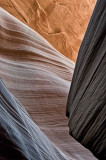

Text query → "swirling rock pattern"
[0,8,97,159]
[0,0,97,62]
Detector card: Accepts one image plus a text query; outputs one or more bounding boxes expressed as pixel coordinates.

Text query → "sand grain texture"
[0,0,97,62]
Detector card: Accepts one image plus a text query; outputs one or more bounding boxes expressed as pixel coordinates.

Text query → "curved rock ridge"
[0,78,68,160]
[0,8,97,159]
[0,0,97,62]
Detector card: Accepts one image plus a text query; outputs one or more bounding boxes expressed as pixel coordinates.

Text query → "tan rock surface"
[0,8,97,159]
[0,0,96,62]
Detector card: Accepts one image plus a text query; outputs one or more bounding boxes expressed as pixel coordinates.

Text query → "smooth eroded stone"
[0,7,97,160]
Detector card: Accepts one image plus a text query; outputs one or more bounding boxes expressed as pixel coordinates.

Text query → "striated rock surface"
[0,8,97,160]
[0,78,68,160]
[0,0,97,62]
[66,0,106,159]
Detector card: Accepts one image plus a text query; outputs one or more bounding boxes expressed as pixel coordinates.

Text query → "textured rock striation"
[0,0,97,62]
[0,8,97,160]
[66,0,106,159]
[0,78,68,160]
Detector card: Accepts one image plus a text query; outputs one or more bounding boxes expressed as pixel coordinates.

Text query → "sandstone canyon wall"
[0,0,97,62]
[0,8,97,160]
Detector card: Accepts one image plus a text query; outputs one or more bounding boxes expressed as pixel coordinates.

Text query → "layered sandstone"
[0,8,97,159]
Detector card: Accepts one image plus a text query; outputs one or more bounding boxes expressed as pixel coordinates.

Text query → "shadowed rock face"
[66,0,106,159]
[0,0,97,62]
[0,8,97,160]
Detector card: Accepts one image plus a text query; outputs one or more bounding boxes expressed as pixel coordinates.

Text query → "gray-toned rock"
[66,0,106,159]
[0,78,68,160]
